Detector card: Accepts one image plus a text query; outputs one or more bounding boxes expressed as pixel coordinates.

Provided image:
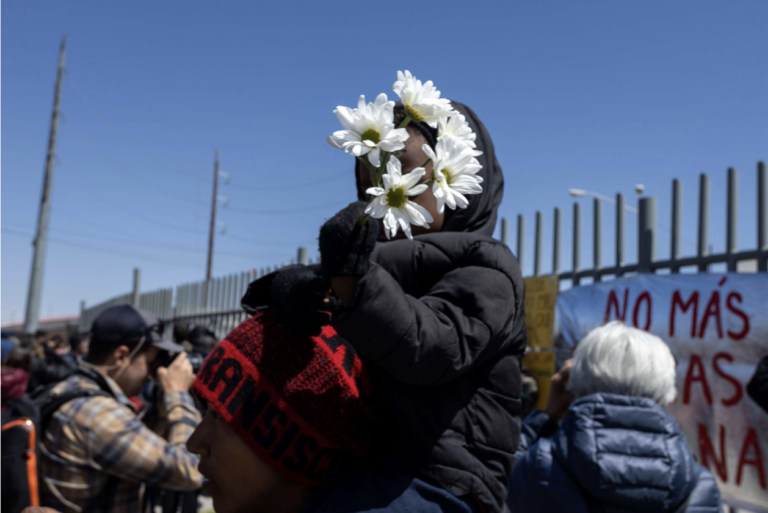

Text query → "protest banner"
[523,275,559,410]
[556,273,768,511]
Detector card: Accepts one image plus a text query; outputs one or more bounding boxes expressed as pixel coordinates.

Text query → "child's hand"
[319,201,379,279]
[271,265,340,336]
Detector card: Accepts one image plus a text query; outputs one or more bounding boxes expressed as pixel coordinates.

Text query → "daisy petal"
[368,148,381,167]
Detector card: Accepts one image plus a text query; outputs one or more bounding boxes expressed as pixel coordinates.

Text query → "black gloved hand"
[240,265,341,337]
[319,201,379,277]
[241,267,289,314]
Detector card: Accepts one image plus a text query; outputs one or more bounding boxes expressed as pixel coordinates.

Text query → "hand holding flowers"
[327,71,484,240]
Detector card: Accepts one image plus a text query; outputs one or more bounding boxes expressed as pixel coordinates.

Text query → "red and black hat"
[192,310,375,488]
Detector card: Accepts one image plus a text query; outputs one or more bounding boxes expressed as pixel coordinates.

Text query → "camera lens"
[188,353,205,373]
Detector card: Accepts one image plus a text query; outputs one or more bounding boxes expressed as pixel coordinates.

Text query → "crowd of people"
[6,100,766,513]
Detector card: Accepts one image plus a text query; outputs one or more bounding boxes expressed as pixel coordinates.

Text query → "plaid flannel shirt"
[40,366,203,513]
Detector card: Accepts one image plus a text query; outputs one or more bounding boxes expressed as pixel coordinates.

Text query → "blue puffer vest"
[507,393,722,513]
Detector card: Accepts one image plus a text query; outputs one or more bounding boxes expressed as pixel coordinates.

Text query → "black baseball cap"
[91,305,184,353]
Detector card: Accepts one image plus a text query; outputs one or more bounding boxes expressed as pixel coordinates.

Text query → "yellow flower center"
[404,104,425,123]
[360,128,381,145]
[440,168,453,185]
[386,187,407,209]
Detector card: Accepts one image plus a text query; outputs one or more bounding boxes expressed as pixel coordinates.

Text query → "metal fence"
[79,162,766,341]
[505,162,766,285]
[79,262,304,340]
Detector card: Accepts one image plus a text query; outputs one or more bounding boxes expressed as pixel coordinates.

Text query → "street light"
[568,188,641,214]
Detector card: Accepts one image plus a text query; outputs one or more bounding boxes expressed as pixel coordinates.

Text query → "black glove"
[319,201,379,277]
[241,265,341,337]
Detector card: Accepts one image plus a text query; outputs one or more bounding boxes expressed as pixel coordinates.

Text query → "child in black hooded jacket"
[243,102,526,513]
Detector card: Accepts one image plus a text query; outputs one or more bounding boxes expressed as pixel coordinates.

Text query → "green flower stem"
[357,156,381,187]
[357,156,377,174]
[398,115,412,129]
[356,213,371,227]
[420,157,432,168]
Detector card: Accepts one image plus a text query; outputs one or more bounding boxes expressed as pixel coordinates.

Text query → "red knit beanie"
[192,310,375,488]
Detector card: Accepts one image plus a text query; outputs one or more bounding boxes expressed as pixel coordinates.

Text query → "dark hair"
[173,323,190,344]
[4,346,34,372]
[27,346,77,391]
[68,333,81,348]
[86,336,153,365]
[189,326,218,353]
[393,103,438,149]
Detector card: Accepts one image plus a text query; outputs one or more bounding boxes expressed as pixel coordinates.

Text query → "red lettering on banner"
[604,289,629,323]
[632,292,652,330]
[726,292,750,341]
[683,354,713,405]
[712,352,743,407]
[698,423,728,482]
[699,291,723,339]
[736,428,766,490]
[669,290,699,338]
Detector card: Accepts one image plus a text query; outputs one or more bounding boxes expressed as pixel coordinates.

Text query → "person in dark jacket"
[244,101,525,512]
[747,355,768,413]
[507,321,722,513]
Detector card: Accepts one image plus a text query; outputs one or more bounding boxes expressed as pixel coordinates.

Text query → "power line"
[4,227,201,269]
[4,227,292,264]
[228,201,341,216]
[35,224,294,258]
[223,231,315,247]
[64,131,208,207]
[233,169,350,193]
[53,210,309,248]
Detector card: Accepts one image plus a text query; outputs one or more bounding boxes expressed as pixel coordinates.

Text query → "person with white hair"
[506,321,722,513]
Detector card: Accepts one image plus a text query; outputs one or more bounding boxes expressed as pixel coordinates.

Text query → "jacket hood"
[355,101,504,237]
[552,393,699,512]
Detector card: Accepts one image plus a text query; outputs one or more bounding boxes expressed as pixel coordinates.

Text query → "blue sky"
[2,0,766,322]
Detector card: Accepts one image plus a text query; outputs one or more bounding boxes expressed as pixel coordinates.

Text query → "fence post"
[534,212,544,276]
[573,203,581,286]
[593,198,602,281]
[297,247,309,265]
[671,179,682,273]
[517,215,525,274]
[79,300,86,332]
[759,161,767,272]
[616,194,625,277]
[501,217,509,246]
[727,167,738,272]
[638,197,657,273]
[698,174,710,272]
[132,268,141,308]
[553,208,562,275]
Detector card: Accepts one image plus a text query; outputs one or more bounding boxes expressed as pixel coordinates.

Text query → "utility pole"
[23,34,67,334]
[206,149,220,281]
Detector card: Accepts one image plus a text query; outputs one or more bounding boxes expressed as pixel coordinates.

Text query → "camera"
[155,351,206,374]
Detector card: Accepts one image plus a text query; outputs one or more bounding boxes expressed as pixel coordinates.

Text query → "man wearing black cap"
[39,305,202,513]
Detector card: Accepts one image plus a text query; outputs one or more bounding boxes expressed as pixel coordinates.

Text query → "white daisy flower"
[393,70,454,128]
[365,157,434,240]
[422,136,484,214]
[437,113,481,155]
[327,93,409,167]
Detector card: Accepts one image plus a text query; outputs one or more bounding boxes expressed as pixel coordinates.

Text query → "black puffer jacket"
[334,102,525,512]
